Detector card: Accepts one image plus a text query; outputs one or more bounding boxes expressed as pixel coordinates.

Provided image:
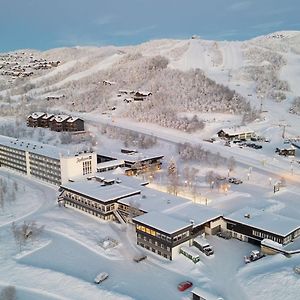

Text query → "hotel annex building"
[0,135,97,185]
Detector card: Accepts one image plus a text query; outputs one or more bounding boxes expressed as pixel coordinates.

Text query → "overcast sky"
[1,0,299,52]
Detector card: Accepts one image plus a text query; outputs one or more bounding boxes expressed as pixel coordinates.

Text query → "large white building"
[0,135,97,185]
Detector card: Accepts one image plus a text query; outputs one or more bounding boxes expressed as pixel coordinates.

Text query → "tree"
[227,156,236,176]
[11,221,45,251]
[167,159,179,195]
[0,286,17,300]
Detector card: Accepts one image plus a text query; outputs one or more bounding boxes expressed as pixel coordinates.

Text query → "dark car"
[228,177,243,184]
[177,281,193,292]
[133,254,147,263]
[217,231,231,239]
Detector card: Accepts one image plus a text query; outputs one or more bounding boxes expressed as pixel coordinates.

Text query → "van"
[193,237,214,256]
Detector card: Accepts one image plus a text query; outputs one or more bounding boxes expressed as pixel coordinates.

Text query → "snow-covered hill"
[0,31,299,137]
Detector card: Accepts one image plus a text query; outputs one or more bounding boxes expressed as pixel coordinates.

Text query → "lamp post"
[247,173,250,180]
[269,177,272,185]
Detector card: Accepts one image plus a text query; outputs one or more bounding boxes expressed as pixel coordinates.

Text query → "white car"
[94,272,109,284]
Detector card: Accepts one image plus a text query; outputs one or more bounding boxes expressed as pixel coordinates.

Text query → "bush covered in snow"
[178,142,227,167]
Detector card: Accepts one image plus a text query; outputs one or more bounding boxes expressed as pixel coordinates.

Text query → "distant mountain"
[0,31,299,135]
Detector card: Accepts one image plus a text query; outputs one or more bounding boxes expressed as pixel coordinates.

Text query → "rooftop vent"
[244,213,250,218]
[190,219,195,225]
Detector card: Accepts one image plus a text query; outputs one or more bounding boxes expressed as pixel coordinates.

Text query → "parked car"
[94,272,109,284]
[133,254,147,263]
[177,281,193,292]
[217,231,231,239]
[228,177,243,184]
[244,250,265,264]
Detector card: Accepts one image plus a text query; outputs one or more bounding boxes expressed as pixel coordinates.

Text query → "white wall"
[60,152,97,184]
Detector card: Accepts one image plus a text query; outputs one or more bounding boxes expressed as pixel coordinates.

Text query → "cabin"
[40,113,54,128]
[133,91,152,101]
[49,115,71,132]
[275,146,296,157]
[217,127,255,140]
[27,112,46,127]
[65,117,85,132]
[103,80,116,86]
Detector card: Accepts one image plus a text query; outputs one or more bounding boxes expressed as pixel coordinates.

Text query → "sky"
[0,0,299,52]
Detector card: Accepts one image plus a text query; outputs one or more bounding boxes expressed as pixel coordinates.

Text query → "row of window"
[137,242,171,260]
[137,234,171,251]
[0,151,26,161]
[31,172,61,185]
[0,162,26,173]
[66,201,112,220]
[173,231,189,242]
[252,230,282,243]
[0,157,26,168]
[29,154,60,166]
[65,192,115,212]
[0,146,25,156]
[83,160,92,175]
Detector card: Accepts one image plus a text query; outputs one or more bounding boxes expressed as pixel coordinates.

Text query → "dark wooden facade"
[49,116,71,132]
[133,219,192,260]
[27,112,85,132]
[40,114,54,128]
[65,118,85,132]
[27,113,46,127]
[224,217,300,245]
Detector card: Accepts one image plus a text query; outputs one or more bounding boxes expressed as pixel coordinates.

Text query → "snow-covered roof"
[225,207,300,237]
[28,112,45,119]
[97,160,125,170]
[0,135,68,159]
[52,115,71,122]
[133,211,192,234]
[165,202,223,227]
[94,172,147,189]
[61,180,141,203]
[99,150,164,164]
[219,127,254,136]
[42,113,54,119]
[67,116,82,123]
[118,186,190,213]
[135,91,152,96]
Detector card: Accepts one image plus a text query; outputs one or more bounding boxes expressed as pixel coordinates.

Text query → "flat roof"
[165,203,223,227]
[98,150,164,164]
[97,160,125,169]
[118,186,190,213]
[225,207,300,237]
[61,180,141,203]
[133,211,191,234]
[0,135,68,160]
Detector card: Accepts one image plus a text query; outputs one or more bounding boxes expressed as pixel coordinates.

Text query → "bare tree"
[167,159,179,195]
[227,156,236,177]
[11,221,45,251]
[0,286,17,300]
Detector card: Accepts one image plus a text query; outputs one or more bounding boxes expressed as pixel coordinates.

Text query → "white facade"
[0,135,97,185]
[60,152,97,184]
